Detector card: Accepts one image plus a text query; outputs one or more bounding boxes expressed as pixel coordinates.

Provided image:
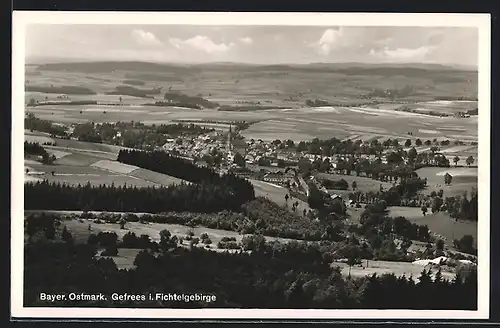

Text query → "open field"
[54,152,112,166]
[99,248,143,270]
[24,161,159,187]
[387,207,477,245]
[63,214,301,245]
[415,167,477,197]
[129,168,187,186]
[26,63,478,146]
[241,107,478,143]
[346,203,477,247]
[332,259,456,281]
[26,102,478,146]
[24,136,185,188]
[316,172,394,194]
[91,160,138,174]
[399,100,478,116]
[249,179,310,214]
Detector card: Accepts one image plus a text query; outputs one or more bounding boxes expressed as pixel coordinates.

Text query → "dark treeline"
[24,179,253,213]
[33,100,98,106]
[25,113,68,138]
[122,79,146,86]
[25,85,96,95]
[24,141,47,156]
[319,178,349,190]
[24,222,477,309]
[24,141,56,165]
[444,191,479,222]
[117,149,219,182]
[163,92,219,109]
[117,149,254,202]
[146,101,201,110]
[105,85,162,98]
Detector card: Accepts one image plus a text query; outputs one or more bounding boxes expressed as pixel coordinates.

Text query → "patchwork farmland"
[23,56,480,310]
[24,132,187,188]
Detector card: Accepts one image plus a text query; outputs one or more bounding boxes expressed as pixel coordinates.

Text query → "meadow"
[316,172,394,195]
[415,167,478,197]
[331,259,456,281]
[387,207,477,246]
[249,179,310,214]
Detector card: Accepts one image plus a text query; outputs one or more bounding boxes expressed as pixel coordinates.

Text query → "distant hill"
[33,60,477,78]
[35,61,200,74]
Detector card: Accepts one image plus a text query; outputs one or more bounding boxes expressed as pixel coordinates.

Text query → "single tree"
[444,173,452,185]
[405,139,412,147]
[453,156,460,166]
[233,152,245,167]
[352,181,357,191]
[416,139,423,147]
[436,239,445,253]
[466,156,474,167]
[421,205,428,216]
[285,193,289,204]
[61,225,73,244]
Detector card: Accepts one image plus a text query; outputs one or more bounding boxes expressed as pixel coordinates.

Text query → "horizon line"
[25,56,478,70]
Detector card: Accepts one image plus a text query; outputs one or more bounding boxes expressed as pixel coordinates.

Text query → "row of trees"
[443,191,479,222]
[24,218,477,309]
[274,136,472,158]
[25,113,68,138]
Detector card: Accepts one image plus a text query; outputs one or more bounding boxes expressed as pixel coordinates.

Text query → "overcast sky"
[26,25,478,67]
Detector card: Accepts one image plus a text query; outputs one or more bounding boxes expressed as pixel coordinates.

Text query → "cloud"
[131,29,163,46]
[169,36,235,54]
[239,37,253,45]
[311,28,345,56]
[369,46,434,61]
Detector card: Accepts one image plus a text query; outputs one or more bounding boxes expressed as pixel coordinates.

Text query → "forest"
[23,213,478,309]
[24,179,254,214]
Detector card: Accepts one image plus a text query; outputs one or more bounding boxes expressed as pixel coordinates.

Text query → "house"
[263,171,286,184]
[330,193,343,201]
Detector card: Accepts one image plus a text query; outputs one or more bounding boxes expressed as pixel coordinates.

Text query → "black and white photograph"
[11,12,491,319]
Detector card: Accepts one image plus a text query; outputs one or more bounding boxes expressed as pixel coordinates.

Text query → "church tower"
[227,124,233,152]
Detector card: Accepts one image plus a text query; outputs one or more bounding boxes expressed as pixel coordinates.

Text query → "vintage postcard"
[11,12,491,320]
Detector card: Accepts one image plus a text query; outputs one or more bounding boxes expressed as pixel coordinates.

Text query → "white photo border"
[11,11,492,320]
